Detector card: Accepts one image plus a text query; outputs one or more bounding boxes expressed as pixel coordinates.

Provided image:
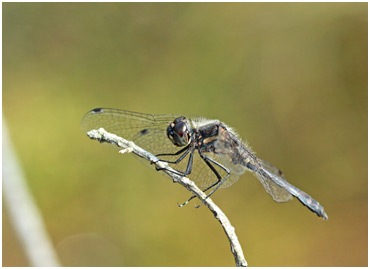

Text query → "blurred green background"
[3,2,367,266]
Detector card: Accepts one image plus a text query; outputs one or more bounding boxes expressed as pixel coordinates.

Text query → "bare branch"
[86,128,248,267]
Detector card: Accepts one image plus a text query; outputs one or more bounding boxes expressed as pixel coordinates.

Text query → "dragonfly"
[81,108,328,220]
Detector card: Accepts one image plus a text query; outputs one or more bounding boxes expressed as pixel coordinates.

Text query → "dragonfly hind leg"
[179,153,231,208]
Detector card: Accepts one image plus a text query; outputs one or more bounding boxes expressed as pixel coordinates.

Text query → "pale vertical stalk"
[3,119,61,266]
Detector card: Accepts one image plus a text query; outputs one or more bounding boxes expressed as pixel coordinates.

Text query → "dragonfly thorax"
[167,117,192,147]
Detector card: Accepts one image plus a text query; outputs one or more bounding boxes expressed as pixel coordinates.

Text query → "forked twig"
[86,128,248,267]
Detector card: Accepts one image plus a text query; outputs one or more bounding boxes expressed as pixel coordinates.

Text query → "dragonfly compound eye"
[167,117,191,147]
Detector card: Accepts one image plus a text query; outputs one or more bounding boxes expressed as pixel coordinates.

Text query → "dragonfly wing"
[254,159,293,202]
[81,108,184,155]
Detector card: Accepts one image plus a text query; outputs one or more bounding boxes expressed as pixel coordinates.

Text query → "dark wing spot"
[139,129,148,135]
[92,108,103,113]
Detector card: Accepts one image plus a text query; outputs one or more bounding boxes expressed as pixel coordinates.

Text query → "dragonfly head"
[167,117,191,147]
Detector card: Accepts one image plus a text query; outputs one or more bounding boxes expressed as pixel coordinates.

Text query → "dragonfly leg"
[178,153,231,208]
[155,149,190,166]
[156,146,190,164]
[194,154,231,208]
[155,166,185,176]
[156,148,195,176]
[157,146,189,156]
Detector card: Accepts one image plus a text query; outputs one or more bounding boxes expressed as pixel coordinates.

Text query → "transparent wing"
[254,159,293,202]
[81,108,238,189]
[81,108,181,153]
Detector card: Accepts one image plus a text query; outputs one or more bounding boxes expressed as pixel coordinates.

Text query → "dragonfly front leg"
[156,145,190,165]
[155,148,195,178]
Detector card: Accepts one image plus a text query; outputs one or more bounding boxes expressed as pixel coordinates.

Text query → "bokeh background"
[3,2,367,267]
